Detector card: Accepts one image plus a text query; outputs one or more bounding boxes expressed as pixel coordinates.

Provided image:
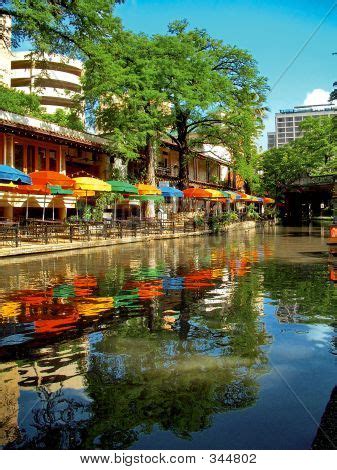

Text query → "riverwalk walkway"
[0,220,258,259]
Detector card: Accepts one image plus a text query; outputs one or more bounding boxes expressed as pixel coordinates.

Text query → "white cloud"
[303,88,330,106]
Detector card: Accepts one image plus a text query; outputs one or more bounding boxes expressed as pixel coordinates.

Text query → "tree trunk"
[178,147,189,190]
[144,135,157,219]
[176,112,190,190]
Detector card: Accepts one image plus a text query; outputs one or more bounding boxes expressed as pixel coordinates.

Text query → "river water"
[0,225,336,450]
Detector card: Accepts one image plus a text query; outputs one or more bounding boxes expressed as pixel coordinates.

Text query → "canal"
[0,225,336,450]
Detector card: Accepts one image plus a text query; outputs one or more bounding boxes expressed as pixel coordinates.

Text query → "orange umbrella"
[263,197,275,204]
[28,171,74,220]
[183,188,212,198]
[29,171,75,188]
[135,183,161,195]
[16,184,50,195]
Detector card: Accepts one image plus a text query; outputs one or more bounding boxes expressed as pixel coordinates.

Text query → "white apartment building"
[267,131,276,150]
[0,15,83,115]
[275,104,337,148]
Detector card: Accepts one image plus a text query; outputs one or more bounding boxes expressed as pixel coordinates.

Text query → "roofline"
[0,109,109,147]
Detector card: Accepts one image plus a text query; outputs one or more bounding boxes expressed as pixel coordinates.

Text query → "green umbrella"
[49,185,74,195]
[133,195,165,203]
[107,180,138,194]
[49,185,74,220]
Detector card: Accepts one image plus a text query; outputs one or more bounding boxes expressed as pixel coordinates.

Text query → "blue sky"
[116,0,337,148]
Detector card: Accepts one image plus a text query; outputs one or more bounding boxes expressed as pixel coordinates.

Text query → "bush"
[246,204,260,220]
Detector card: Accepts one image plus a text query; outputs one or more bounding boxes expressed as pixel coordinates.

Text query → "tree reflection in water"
[2,228,336,449]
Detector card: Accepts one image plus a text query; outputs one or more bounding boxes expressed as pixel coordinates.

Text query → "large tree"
[261,116,337,198]
[152,21,268,188]
[84,31,172,216]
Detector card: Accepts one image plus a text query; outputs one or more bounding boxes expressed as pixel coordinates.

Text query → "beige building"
[0,15,83,115]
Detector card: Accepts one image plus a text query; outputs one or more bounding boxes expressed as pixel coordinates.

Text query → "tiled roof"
[0,109,110,150]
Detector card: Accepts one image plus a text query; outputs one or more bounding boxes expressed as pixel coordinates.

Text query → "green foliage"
[260,116,337,198]
[84,31,171,162]
[43,109,85,131]
[0,83,41,115]
[0,84,84,131]
[208,211,240,232]
[153,21,268,186]
[246,204,260,221]
[84,20,267,186]
[193,214,205,227]
[1,0,124,58]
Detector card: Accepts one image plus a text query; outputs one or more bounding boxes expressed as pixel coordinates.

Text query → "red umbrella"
[183,188,212,198]
[29,171,75,188]
[28,171,74,220]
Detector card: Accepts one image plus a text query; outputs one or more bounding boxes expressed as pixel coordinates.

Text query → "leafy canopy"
[0,83,84,130]
[84,20,268,188]
[0,0,124,58]
[261,116,337,198]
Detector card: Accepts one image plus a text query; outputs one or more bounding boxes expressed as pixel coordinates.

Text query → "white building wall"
[0,15,12,87]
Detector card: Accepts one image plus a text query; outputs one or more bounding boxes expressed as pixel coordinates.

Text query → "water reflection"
[0,226,336,449]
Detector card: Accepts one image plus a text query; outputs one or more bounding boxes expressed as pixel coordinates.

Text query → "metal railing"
[0,218,209,247]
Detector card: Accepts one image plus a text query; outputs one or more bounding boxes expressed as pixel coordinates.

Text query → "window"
[27,145,35,173]
[37,148,47,170]
[49,150,57,171]
[14,144,24,171]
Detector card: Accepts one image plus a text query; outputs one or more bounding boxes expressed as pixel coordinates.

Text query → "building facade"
[128,139,241,191]
[274,104,337,148]
[9,51,83,114]
[0,110,110,220]
[0,15,83,114]
[267,131,276,150]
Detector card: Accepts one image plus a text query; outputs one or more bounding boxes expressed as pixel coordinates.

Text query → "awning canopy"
[49,185,74,195]
[135,183,161,195]
[0,165,32,185]
[107,180,139,194]
[160,186,184,198]
[134,194,165,202]
[205,189,225,199]
[0,182,18,192]
[264,197,275,204]
[29,171,74,188]
[183,188,212,199]
[16,184,50,195]
[226,190,242,200]
[73,176,111,192]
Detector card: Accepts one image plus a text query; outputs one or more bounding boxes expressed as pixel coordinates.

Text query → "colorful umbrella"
[73,176,110,192]
[205,189,225,199]
[225,191,242,200]
[29,171,74,188]
[0,182,18,192]
[183,188,212,199]
[73,176,111,215]
[0,165,32,185]
[135,183,161,195]
[107,180,139,194]
[134,194,165,202]
[28,171,75,220]
[160,186,184,198]
[264,197,275,204]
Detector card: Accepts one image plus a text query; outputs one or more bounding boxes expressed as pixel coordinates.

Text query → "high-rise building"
[267,131,276,150]
[274,104,337,148]
[0,15,83,115]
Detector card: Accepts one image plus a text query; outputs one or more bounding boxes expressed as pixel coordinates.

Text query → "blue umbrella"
[0,165,32,185]
[160,186,184,198]
[162,276,184,291]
